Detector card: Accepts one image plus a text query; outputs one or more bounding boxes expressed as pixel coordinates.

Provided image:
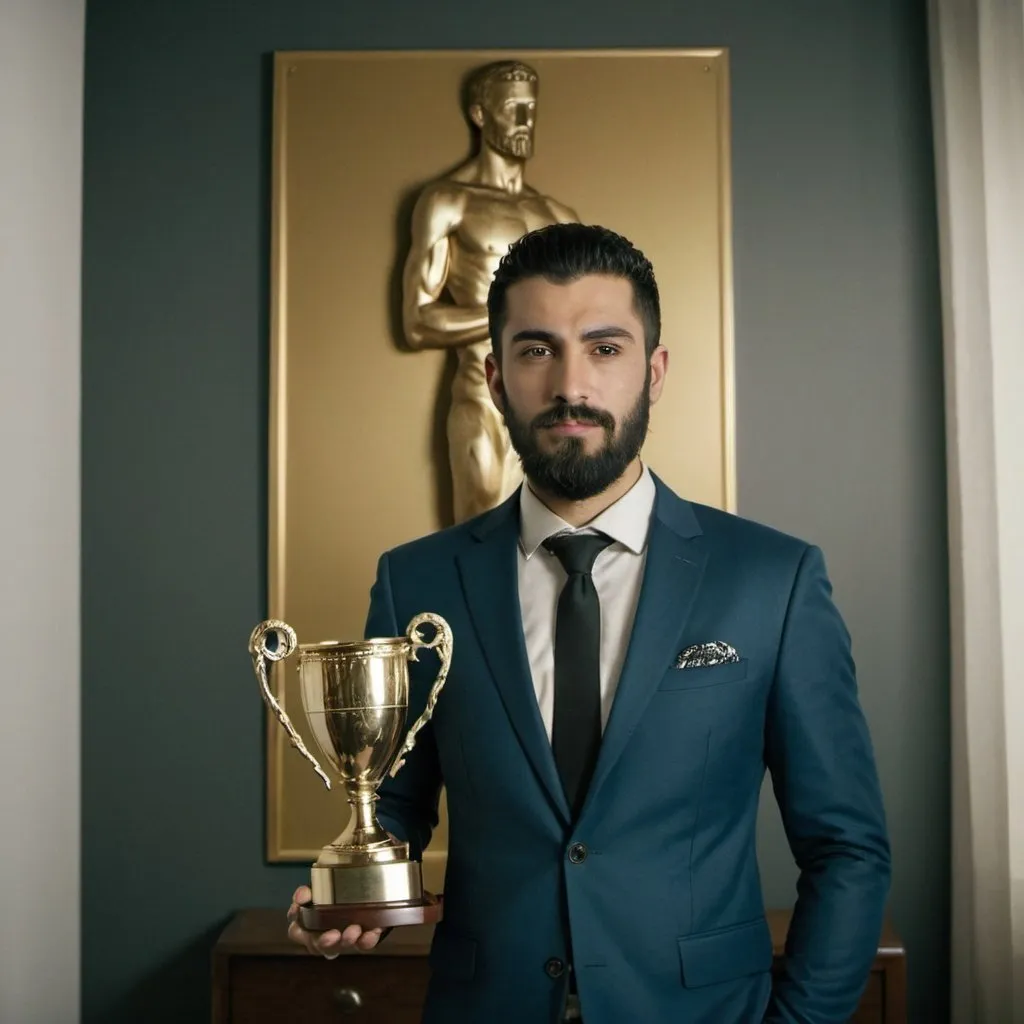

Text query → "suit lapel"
[581,478,708,817]
[456,493,571,823]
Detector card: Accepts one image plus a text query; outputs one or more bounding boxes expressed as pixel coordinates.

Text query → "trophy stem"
[348,785,392,848]
[317,784,399,865]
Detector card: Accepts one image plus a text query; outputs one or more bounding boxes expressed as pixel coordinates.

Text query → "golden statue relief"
[268,49,735,865]
[401,61,579,523]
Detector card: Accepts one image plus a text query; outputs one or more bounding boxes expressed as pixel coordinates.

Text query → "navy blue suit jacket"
[368,475,891,1023]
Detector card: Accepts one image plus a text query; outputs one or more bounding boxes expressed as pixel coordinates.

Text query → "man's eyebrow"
[508,326,636,345]
[581,325,636,343]
[509,329,562,345]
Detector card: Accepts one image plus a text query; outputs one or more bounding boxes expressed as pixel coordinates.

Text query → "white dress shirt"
[517,464,656,740]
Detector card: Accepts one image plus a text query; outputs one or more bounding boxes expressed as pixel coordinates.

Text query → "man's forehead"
[504,275,639,327]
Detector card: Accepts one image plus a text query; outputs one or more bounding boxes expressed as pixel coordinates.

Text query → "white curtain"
[0,1,84,1022]
[929,0,1024,1020]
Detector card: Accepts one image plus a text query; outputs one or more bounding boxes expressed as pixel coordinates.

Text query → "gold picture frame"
[265,49,736,883]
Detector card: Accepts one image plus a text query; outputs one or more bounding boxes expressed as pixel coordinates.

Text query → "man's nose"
[551,351,590,405]
[515,104,531,127]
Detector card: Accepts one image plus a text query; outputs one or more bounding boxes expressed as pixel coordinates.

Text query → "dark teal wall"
[82,1,948,1020]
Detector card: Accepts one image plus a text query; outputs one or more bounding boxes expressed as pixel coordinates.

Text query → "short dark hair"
[487,224,661,358]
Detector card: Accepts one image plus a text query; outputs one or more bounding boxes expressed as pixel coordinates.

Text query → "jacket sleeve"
[763,544,892,1023]
[364,551,444,861]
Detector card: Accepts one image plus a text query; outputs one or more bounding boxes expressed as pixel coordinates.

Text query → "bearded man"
[294,224,892,1024]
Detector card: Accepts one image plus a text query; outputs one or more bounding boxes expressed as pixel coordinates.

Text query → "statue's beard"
[486,125,533,160]
[501,378,651,502]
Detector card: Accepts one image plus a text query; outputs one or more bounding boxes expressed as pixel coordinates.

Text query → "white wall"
[0,1,84,1021]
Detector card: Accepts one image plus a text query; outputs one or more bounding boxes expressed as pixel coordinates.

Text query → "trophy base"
[298,892,443,931]
[311,858,423,905]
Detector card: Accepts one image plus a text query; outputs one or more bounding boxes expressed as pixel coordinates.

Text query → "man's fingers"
[287,920,314,951]
[315,928,343,959]
[287,920,340,959]
[355,927,383,951]
[286,887,311,927]
[285,906,380,957]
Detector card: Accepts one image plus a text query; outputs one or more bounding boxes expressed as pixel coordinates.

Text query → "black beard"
[501,381,651,502]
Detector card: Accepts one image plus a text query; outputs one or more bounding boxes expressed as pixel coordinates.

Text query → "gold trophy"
[248,613,452,930]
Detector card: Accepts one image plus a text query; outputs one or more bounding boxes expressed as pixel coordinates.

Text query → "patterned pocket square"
[675,641,740,669]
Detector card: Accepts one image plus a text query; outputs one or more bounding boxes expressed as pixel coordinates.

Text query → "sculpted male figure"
[402,61,578,523]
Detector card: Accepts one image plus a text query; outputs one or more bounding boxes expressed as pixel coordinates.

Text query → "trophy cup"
[248,612,452,931]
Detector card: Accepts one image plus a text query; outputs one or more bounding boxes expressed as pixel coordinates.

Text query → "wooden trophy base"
[298,892,443,931]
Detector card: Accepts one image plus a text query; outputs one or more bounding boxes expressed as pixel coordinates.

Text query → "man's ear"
[648,346,669,406]
[485,351,504,408]
[468,103,485,130]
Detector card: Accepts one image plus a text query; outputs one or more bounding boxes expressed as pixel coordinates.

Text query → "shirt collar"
[518,464,656,558]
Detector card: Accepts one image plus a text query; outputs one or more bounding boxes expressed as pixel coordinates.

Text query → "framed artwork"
[265,49,736,887]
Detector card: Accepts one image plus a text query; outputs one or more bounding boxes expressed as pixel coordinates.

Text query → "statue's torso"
[444,183,565,399]
[445,184,564,307]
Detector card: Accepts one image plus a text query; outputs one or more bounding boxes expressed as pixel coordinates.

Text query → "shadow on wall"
[91,922,226,1024]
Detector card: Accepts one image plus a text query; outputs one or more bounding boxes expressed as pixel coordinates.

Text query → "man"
[401,60,578,523]
[291,224,892,1023]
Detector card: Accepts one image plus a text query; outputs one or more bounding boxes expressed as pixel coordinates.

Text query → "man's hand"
[286,886,384,959]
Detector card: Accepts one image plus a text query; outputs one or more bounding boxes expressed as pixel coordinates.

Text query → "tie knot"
[543,532,613,576]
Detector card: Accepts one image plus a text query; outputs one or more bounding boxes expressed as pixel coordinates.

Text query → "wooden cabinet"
[212,909,905,1023]
[212,911,434,1024]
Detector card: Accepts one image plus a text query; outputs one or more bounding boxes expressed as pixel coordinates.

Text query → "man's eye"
[523,347,551,358]
[595,345,620,356]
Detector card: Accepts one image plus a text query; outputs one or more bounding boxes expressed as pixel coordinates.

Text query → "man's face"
[486,274,668,501]
[478,79,537,160]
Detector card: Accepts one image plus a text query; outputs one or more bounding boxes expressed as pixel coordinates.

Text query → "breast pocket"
[656,658,749,691]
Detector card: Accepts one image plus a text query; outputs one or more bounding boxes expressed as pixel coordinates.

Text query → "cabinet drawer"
[228,956,430,1024]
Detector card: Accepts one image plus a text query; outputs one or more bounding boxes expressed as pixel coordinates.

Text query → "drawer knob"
[332,986,365,1013]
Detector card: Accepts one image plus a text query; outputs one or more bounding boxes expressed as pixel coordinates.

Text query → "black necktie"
[543,531,614,818]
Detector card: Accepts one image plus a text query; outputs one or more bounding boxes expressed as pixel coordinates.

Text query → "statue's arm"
[401,185,491,350]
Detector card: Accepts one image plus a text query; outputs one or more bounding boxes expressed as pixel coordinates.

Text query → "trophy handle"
[389,612,453,777]
[248,619,332,790]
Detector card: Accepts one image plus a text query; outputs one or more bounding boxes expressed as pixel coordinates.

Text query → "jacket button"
[545,957,565,978]
[568,842,588,864]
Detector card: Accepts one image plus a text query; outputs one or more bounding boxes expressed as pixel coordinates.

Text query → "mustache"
[531,404,615,432]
